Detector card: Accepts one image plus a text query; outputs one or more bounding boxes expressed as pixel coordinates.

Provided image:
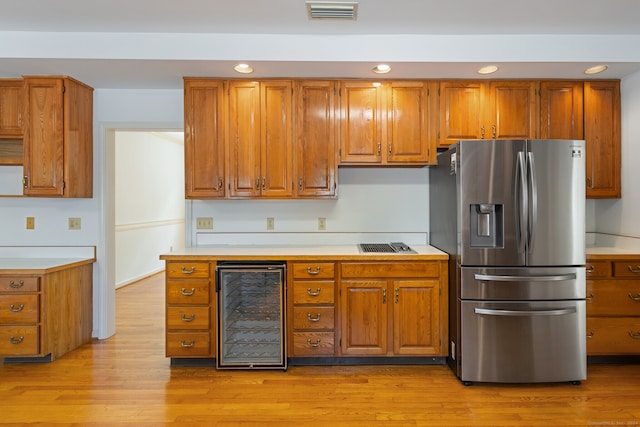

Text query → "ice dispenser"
[470,204,503,247]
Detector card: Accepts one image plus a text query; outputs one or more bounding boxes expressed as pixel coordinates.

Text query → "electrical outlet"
[318,217,326,231]
[68,217,81,230]
[26,217,35,230]
[266,217,275,230]
[196,217,213,229]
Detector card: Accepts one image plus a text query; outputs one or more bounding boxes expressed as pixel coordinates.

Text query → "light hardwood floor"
[1,272,639,426]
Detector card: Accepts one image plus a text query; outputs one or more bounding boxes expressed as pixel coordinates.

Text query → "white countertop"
[586,233,640,257]
[0,257,95,272]
[0,246,97,273]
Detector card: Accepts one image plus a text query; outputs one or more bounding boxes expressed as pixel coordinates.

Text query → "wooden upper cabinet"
[228,80,293,198]
[295,80,337,197]
[438,80,537,147]
[23,76,93,198]
[0,79,24,137]
[539,81,584,140]
[184,79,226,199]
[584,80,621,198]
[340,81,433,165]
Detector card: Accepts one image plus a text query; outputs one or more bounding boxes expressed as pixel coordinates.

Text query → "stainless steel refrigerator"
[430,139,586,384]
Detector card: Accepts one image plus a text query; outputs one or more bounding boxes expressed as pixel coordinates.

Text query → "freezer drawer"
[460,300,586,383]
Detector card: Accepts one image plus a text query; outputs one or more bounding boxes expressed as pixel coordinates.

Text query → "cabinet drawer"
[587,317,640,355]
[0,277,39,292]
[292,281,335,304]
[291,332,335,356]
[341,262,440,278]
[586,261,612,278]
[0,295,39,323]
[291,263,335,279]
[613,261,640,277]
[586,280,640,316]
[166,262,210,279]
[166,306,210,329]
[166,332,211,357]
[292,307,334,330]
[166,281,210,305]
[0,326,39,355]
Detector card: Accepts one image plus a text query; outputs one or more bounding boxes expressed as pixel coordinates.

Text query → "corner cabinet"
[23,76,93,198]
[339,261,447,356]
[339,81,435,165]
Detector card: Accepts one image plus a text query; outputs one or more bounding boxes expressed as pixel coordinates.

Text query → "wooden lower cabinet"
[339,261,447,357]
[586,257,640,355]
[0,263,93,361]
[165,261,216,358]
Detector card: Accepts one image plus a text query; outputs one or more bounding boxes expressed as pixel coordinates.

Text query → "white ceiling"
[1,0,640,89]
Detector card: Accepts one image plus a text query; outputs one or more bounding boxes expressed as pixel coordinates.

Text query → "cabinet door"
[340,280,388,355]
[339,81,384,163]
[228,81,261,198]
[0,80,24,137]
[393,279,441,355]
[23,78,65,196]
[438,81,486,147]
[584,81,621,198]
[488,81,538,140]
[539,81,583,140]
[295,80,337,197]
[261,80,294,198]
[387,81,430,163]
[184,79,226,198]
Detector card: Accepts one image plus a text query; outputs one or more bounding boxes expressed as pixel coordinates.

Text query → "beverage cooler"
[215,262,287,370]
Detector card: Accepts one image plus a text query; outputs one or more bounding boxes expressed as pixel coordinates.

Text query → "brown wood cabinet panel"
[341,261,440,278]
[340,279,388,355]
[438,81,485,146]
[292,281,335,304]
[387,81,431,163]
[166,306,210,330]
[489,81,538,140]
[339,81,384,163]
[0,325,39,355]
[584,80,621,198]
[166,261,210,279]
[0,294,39,323]
[540,81,583,140]
[184,79,226,198]
[166,280,210,305]
[291,262,335,279]
[291,332,335,355]
[292,306,335,330]
[587,317,640,355]
[586,260,612,278]
[613,261,640,277]
[166,332,211,357]
[586,280,640,316]
[393,279,441,355]
[0,79,24,137]
[0,276,39,292]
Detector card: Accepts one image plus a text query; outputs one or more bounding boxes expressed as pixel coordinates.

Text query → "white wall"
[114,131,185,288]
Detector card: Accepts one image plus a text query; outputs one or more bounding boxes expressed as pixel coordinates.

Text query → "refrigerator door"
[527,140,585,266]
[458,140,526,266]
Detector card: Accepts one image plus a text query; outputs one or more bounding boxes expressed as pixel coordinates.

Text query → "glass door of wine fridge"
[215,262,287,370]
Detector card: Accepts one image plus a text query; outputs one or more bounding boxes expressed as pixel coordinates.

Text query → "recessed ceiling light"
[372,64,391,74]
[584,65,608,75]
[234,63,254,74]
[477,65,499,75]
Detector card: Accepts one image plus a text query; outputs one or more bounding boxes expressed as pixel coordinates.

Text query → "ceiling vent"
[306,1,358,20]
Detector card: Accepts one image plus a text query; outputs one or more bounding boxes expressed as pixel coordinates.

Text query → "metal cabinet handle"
[628,265,640,273]
[255,178,260,190]
[629,331,640,339]
[181,288,196,296]
[586,264,595,273]
[10,335,24,344]
[307,313,321,322]
[394,287,399,304]
[491,124,496,139]
[217,178,223,191]
[298,177,303,191]
[587,331,595,339]
[181,266,196,275]
[388,142,392,156]
[307,287,321,296]
[306,266,321,275]
[586,293,594,302]
[629,293,640,302]
[307,338,321,348]
[261,177,266,190]
[181,313,196,322]
[377,143,381,157]
[9,280,24,289]
[382,288,387,304]
[181,340,195,348]
[9,304,24,312]
[480,125,485,139]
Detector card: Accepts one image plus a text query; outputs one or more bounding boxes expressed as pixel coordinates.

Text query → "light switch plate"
[26,217,35,230]
[196,217,213,229]
[68,217,81,230]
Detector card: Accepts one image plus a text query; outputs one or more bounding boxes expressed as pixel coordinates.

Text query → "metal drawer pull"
[181,313,196,322]
[10,335,24,344]
[307,287,321,296]
[586,293,594,302]
[475,273,576,282]
[181,266,196,274]
[587,331,595,339]
[181,287,196,296]
[307,313,321,322]
[9,304,24,312]
[629,331,640,339]
[9,280,24,289]
[586,264,595,273]
[474,307,576,316]
[181,340,195,348]
[628,265,640,273]
[629,293,640,302]
[306,266,321,275]
[307,338,321,347]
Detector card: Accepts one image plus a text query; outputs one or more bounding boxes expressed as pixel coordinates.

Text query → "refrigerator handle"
[516,152,527,254]
[474,273,577,282]
[474,307,577,317]
[527,152,538,254]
